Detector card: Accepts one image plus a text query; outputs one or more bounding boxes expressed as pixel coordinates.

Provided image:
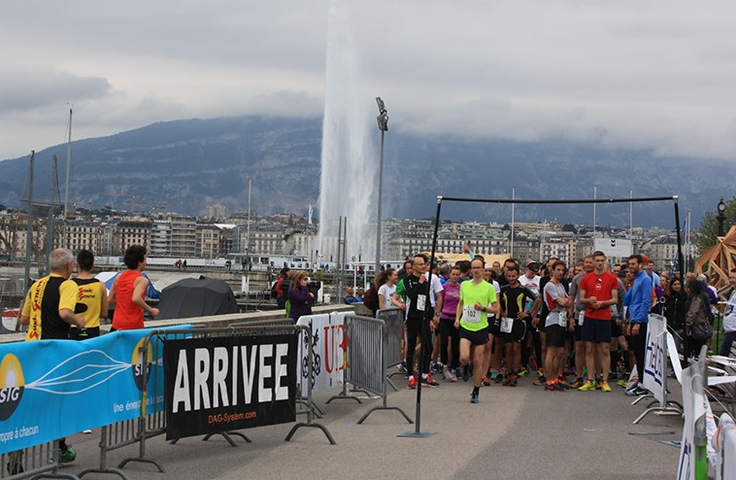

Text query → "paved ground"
[55,374,682,480]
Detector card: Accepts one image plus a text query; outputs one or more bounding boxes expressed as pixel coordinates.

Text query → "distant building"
[113,219,151,254]
[206,203,228,220]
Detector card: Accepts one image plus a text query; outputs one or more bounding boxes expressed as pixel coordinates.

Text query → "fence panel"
[345,315,384,397]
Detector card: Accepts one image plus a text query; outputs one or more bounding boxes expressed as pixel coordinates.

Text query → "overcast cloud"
[1,0,735,161]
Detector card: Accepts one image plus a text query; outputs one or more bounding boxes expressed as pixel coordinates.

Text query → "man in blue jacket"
[624,254,652,396]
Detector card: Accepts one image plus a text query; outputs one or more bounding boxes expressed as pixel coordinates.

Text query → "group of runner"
[383,251,656,403]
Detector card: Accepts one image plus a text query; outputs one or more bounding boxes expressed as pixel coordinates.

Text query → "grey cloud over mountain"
[1,1,735,162]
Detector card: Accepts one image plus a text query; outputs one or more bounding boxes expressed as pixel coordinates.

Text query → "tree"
[696,196,736,254]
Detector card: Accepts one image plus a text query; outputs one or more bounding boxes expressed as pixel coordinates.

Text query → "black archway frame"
[409,194,683,436]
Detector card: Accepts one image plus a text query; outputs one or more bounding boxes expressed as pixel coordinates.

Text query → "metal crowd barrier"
[323,314,411,425]
[377,308,405,391]
[81,321,335,475]
[0,440,79,480]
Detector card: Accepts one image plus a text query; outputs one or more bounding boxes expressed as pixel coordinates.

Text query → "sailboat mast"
[63,108,72,218]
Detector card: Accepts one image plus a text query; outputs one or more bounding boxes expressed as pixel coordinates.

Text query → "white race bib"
[417,294,427,312]
[610,305,618,317]
[558,310,568,328]
[578,311,585,326]
[463,305,480,323]
[500,317,514,334]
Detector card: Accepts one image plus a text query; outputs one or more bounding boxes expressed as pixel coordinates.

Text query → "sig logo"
[0,354,24,421]
[131,339,153,391]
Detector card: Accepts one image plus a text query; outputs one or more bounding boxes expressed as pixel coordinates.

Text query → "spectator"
[274,267,291,309]
[288,271,314,321]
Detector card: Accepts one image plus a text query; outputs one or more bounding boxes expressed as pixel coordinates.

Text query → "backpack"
[271,277,291,299]
[363,287,377,310]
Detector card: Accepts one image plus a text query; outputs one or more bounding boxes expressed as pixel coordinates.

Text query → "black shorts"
[501,318,527,344]
[459,325,490,346]
[487,316,501,336]
[611,321,623,338]
[580,317,612,343]
[545,324,566,348]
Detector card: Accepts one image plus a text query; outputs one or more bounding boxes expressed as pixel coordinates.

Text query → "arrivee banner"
[164,333,297,440]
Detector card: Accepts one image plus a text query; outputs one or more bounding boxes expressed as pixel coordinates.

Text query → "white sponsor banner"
[667,331,683,384]
[643,314,666,404]
[296,313,348,397]
[678,367,696,480]
[715,413,736,480]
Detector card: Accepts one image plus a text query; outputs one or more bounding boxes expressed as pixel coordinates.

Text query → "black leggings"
[439,318,460,370]
[406,311,433,375]
[629,322,648,385]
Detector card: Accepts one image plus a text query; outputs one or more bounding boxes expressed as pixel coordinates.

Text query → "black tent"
[157,278,238,320]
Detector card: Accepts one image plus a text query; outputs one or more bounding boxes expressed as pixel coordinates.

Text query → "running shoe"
[616,379,628,388]
[461,366,470,382]
[578,380,596,392]
[570,376,585,388]
[625,386,649,397]
[518,368,529,377]
[490,369,498,380]
[557,375,570,389]
[407,374,417,389]
[600,381,612,393]
[494,372,504,384]
[421,375,439,388]
[532,375,547,386]
[481,376,491,387]
[595,379,602,390]
[59,447,77,464]
[431,363,443,373]
[508,374,518,387]
[443,366,453,381]
[449,370,458,382]
[545,380,564,391]
[470,392,479,404]
[537,368,545,378]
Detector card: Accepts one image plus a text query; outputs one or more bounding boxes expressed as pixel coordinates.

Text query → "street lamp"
[717,197,727,236]
[375,97,389,276]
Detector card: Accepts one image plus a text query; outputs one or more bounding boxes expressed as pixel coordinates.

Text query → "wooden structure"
[695,225,736,295]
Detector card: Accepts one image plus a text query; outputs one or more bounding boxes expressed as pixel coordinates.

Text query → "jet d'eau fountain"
[317,0,379,269]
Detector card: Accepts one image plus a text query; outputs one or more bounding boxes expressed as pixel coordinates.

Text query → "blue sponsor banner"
[0,327,185,454]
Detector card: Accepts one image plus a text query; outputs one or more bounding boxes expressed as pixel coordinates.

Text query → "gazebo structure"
[695,225,736,296]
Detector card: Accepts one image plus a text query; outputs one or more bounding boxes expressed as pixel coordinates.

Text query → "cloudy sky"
[2,1,735,162]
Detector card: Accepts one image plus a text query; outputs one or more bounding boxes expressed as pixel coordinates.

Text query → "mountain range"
[0,115,728,228]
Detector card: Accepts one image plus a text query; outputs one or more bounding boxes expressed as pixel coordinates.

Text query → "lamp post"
[717,197,726,237]
[375,97,389,276]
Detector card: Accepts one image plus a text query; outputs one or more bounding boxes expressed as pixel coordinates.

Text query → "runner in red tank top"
[109,245,159,330]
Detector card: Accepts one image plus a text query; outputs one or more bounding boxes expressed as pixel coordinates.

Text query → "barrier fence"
[0,440,74,480]
[0,307,418,478]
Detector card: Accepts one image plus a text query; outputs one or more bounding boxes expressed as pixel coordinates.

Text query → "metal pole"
[23,151,35,294]
[674,197,688,359]
[510,186,515,258]
[45,155,58,274]
[629,189,633,240]
[399,197,442,439]
[593,187,597,234]
[63,108,72,219]
[375,128,385,275]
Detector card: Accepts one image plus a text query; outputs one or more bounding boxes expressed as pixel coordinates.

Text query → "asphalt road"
[60,374,682,480]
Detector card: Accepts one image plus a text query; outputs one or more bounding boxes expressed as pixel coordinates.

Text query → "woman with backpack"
[685,279,712,359]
